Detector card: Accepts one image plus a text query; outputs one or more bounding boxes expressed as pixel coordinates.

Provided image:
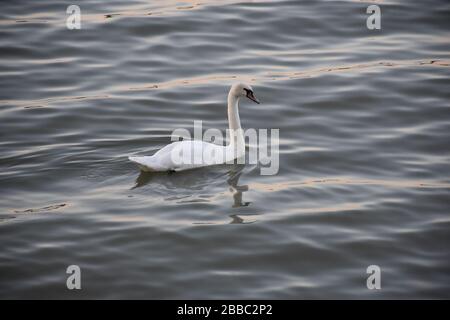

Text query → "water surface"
[1,0,450,299]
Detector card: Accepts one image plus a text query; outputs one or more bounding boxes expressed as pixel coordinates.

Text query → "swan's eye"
[243,88,252,96]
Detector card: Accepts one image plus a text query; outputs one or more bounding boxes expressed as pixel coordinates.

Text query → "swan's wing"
[171,140,228,171]
[129,140,228,172]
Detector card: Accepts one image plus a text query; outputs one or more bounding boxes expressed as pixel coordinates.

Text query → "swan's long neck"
[227,91,245,159]
[228,92,242,131]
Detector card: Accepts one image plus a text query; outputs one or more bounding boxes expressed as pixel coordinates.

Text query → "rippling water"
[1,0,450,299]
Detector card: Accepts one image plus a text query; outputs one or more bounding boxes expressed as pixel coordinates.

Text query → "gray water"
[1,0,450,299]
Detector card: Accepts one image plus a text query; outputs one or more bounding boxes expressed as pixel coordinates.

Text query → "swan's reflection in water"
[131,164,256,224]
[227,169,251,208]
[226,167,255,224]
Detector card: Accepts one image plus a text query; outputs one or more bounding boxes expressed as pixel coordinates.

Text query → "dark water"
[1,0,450,299]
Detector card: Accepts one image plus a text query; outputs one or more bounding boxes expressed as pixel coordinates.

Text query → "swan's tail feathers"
[128,156,160,172]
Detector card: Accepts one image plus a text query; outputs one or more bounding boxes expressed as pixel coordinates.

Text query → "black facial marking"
[243,87,260,104]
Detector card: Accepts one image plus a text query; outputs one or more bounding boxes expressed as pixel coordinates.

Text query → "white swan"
[129,83,260,172]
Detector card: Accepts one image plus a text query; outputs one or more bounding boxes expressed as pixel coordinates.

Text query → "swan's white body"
[129,83,259,172]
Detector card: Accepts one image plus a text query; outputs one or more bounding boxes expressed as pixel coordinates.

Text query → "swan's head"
[230,83,260,104]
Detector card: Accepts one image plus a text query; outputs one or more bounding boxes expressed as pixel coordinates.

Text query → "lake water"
[0,0,449,299]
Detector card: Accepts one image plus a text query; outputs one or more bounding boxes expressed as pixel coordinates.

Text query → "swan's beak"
[246,91,260,104]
